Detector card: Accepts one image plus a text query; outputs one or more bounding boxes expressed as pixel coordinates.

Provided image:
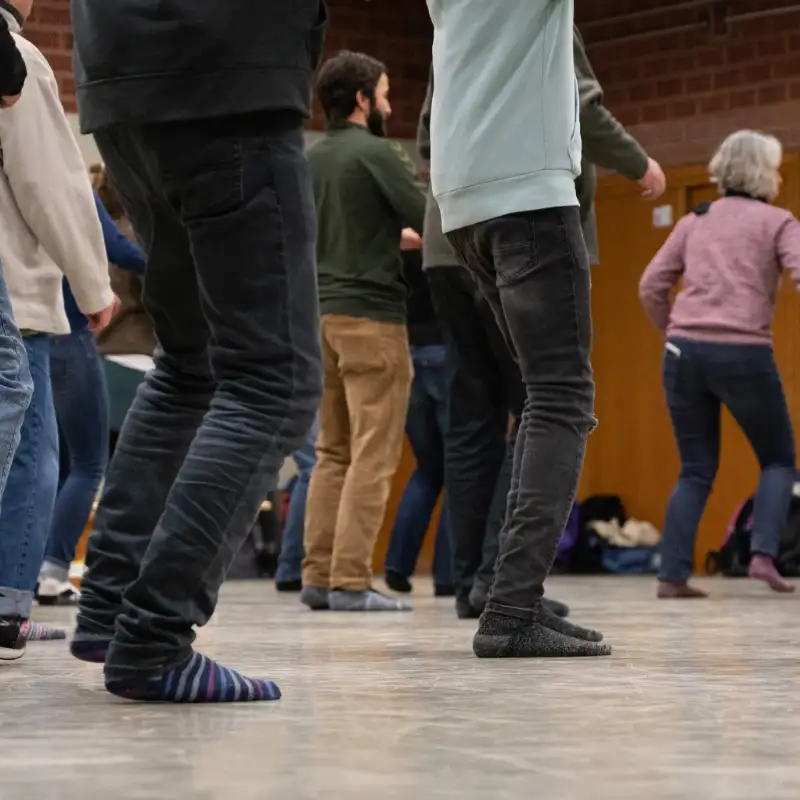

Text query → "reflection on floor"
[1,576,798,799]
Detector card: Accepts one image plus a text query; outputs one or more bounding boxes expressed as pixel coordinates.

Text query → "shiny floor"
[1,576,798,799]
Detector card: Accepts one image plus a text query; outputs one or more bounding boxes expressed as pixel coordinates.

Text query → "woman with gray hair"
[640,130,800,598]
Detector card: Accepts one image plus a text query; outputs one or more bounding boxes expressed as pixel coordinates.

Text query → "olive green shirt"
[309,123,426,324]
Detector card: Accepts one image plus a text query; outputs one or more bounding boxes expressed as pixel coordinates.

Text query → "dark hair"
[316,50,386,124]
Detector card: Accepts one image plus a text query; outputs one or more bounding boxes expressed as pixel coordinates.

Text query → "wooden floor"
[1,576,799,799]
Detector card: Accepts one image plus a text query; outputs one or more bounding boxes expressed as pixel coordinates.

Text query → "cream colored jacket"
[0,13,113,334]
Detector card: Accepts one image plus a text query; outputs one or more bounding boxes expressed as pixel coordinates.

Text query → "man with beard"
[301,51,426,613]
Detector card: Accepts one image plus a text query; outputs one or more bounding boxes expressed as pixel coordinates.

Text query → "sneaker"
[35,577,81,606]
[0,617,25,661]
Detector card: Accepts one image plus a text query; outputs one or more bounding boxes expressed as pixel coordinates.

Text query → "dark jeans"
[660,339,796,583]
[427,266,524,606]
[448,207,595,620]
[275,418,318,585]
[0,335,58,618]
[78,111,321,679]
[384,344,453,588]
[46,328,110,569]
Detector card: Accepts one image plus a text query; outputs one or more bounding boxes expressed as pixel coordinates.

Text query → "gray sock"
[329,589,412,612]
[474,611,611,658]
[39,560,69,584]
[300,586,330,610]
[542,597,570,618]
[540,608,603,642]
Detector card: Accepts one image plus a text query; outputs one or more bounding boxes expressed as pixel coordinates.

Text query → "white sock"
[39,561,69,584]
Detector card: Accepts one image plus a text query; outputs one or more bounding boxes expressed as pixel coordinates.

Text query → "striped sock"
[20,620,66,641]
[105,651,281,703]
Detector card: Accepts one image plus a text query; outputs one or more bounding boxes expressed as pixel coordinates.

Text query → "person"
[35,190,147,606]
[300,51,425,613]
[68,0,325,702]
[383,249,454,596]
[274,420,318,593]
[419,21,667,622]
[0,0,116,660]
[639,130,800,598]
[426,0,610,658]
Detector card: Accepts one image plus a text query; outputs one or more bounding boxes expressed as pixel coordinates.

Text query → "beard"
[367,106,387,138]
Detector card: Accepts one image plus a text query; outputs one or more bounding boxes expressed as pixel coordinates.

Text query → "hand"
[638,158,667,199]
[0,94,20,108]
[400,228,422,251]
[85,294,120,333]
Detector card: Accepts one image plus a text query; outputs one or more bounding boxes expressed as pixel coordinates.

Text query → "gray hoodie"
[426,0,580,234]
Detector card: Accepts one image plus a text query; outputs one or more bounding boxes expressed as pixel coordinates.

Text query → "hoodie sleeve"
[639,215,693,333]
[0,39,113,315]
[574,26,649,181]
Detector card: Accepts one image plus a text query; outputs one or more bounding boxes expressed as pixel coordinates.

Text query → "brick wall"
[21,0,800,167]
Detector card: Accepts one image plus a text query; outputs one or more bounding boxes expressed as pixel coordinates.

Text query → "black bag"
[706,492,800,578]
[567,494,627,574]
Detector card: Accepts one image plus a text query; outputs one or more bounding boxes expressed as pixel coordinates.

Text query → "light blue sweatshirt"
[426,0,581,233]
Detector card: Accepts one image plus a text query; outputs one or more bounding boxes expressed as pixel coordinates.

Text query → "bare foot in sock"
[749,554,796,593]
[542,597,570,618]
[540,608,603,642]
[473,611,611,658]
[657,581,708,599]
[329,588,411,611]
[300,586,330,610]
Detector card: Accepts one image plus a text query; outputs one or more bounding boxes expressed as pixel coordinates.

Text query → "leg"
[302,322,350,605]
[74,128,216,655]
[0,336,60,658]
[426,267,507,614]
[385,360,444,590]
[712,345,797,592]
[657,342,720,594]
[95,115,322,703]
[39,329,110,603]
[327,316,413,610]
[275,418,318,589]
[450,208,609,657]
[0,263,32,507]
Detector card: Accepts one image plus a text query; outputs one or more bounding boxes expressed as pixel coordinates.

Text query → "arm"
[574,27,648,181]
[0,42,113,315]
[363,141,426,234]
[639,216,692,333]
[417,65,433,163]
[775,216,800,288]
[0,16,25,102]
[95,192,146,276]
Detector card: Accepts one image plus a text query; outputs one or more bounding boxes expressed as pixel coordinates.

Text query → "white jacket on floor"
[0,10,113,335]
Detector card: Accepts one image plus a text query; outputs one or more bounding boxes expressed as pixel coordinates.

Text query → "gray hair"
[709,130,783,201]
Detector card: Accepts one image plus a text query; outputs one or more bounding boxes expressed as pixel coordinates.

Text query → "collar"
[326,121,370,134]
[725,189,768,204]
[0,3,23,32]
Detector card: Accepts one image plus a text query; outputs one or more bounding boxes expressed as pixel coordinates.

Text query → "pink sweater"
[639,196,800,345]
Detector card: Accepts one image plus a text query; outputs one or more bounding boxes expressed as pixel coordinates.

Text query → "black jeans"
[427,267,524,606]
[660,339,796,583]
[78,112,321,679]
[447,208,595,620]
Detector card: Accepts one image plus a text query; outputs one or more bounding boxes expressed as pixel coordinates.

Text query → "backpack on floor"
[706,488,800,577]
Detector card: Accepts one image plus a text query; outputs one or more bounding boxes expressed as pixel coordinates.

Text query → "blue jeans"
[78,114,321,680]
[46,328,110,569]
[385,345,454,588]
[275,418,318,584]
[0,266,33,515]
[660,339,796,583]
[0,335,57,617]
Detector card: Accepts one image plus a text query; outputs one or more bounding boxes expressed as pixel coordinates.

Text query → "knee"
[678,464,717,491]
